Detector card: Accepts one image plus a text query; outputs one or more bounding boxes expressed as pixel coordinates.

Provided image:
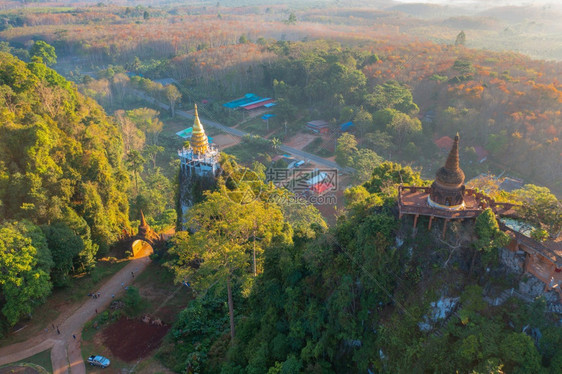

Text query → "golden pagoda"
[190,104,209,154]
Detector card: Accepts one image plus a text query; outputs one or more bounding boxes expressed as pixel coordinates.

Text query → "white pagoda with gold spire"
[178,104,220,178]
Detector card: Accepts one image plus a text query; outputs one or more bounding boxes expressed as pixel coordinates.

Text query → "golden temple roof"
[191,104,209,154]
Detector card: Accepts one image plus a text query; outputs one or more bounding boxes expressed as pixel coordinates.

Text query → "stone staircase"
[432,303,463,338]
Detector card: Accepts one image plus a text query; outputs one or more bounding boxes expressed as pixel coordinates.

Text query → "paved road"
[135,91,354,173]
[0,252,152,373]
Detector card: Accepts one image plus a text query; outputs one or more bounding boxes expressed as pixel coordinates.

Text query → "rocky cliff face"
[178,167,217,226]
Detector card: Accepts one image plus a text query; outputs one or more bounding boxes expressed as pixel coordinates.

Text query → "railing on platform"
[498,221,561,265]
[398,185,520,219]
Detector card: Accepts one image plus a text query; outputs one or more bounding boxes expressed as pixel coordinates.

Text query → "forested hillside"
[2,3,559,192]
[0,52,130,331]
[268,40,561,191]
[163,161,562,373]
[0,1,561,371]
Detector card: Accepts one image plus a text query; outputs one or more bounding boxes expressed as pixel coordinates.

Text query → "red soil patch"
[284,132,318,150]
[212,133,240,149]
[102,318,169,362]
[155,305,182,323]
[312,189,345,226]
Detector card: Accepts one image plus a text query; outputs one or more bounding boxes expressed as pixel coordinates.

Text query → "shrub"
[123,286,144,316]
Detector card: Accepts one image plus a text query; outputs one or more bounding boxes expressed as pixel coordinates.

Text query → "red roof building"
[306,120,330,134]
[310,182,334,195]
[434,136,454,151]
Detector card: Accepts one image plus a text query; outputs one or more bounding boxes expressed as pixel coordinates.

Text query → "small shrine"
[130,211,162,257]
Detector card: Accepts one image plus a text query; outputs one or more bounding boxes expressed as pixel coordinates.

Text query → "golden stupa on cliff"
[190,104,209,155]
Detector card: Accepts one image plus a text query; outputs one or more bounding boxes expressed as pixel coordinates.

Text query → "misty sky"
[392,0,558,5]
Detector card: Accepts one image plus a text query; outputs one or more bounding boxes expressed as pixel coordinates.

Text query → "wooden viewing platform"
[398,185,518,228]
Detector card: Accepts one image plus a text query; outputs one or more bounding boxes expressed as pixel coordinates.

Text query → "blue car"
[88,355,110,368]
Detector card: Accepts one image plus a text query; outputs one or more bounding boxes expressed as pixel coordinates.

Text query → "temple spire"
[429,133,466,208]
[193,104,203,132]
[433,133,465,187]
[444,133,461,172]
[190,104,209,154]
[139,210,148,227]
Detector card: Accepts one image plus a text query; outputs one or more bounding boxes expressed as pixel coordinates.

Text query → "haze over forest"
[0,0,561,373]
[3,0,562,61]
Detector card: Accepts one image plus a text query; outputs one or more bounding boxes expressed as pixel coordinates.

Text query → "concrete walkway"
[0,252,152,373]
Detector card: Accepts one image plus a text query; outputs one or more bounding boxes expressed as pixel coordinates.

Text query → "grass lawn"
[81,336,129,373]
[302,136,335,157]
[65,259,130,303]
[133,261,192,317]
[238,118,273,135]
[223,143,258,164]
[0,349,53,373]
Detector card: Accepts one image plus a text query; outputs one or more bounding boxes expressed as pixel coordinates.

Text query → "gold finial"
[190,104,209,154]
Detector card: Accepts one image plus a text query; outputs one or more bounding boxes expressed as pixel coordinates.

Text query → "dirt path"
[0,251,152,373]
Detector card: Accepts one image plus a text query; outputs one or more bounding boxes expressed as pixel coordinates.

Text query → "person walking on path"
[131,271,134,278]
[72,334,76,340]
[0,249,154,373]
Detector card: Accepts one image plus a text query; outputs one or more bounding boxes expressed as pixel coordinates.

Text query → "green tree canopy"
[513,184,562,238]
[0,52,130,255]
[126,150,145,195]
[474,208,510,252]
[352,148,384,183]
[452,57,475,76]
[0,221,52,327]
[386,112,422,154]
[335,132,358,167]
[126,108,163,144]
[165,84,181,117]
[169,188,290,340]
[364,161,425,195]
[286,12,297,25]
[29,40,57,66]
[42,222,84,287]
[474,208,511,266]
[365,80,419,114]
[280,201,327,242]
